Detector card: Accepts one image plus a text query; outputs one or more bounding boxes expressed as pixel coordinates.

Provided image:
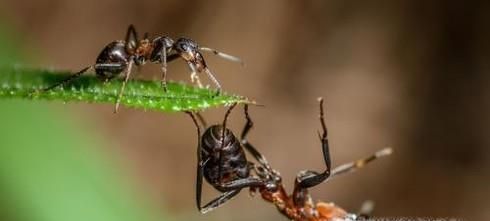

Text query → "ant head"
[174,37,200,61]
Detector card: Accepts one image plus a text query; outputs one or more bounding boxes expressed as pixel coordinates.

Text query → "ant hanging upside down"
[40,25,243,113]
[186,98,392,221]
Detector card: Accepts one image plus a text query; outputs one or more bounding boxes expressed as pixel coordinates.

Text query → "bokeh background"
[0,1,489,220]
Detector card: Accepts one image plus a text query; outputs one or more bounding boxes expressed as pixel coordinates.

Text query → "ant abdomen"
[202,126,238,152]
[201,125,250,189]
[94,41,130,81]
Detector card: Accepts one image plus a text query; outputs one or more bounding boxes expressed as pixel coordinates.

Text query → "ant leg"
[199,47,244,66]
[331,147,392,177]
[295,98,331,189]
[217,177,265,191]
[199,189,241,214]
[187,62,203,88]
[200,177,266,214]
[158,53,180,91]
[203,68,221,95]
[240,104,272,170]
[125,24,138,52]
[114,60,134,113]
[195,112,208,128]
[221,102,237,134]
[39,66,92,92]
[160,48,168,92]
[186,111,206,213]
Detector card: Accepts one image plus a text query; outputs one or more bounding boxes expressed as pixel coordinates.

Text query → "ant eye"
[178,42,188,51]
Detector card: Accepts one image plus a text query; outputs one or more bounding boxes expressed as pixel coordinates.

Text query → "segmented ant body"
[187,103,281,214]
[187,99,392,220]
[42,25,243,112]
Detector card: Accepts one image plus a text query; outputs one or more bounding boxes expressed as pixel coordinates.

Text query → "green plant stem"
[0,66,252,112]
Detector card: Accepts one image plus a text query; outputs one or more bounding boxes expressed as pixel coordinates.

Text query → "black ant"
[186,103,281,214]
[187,98,392,220]
[41,25,243,113]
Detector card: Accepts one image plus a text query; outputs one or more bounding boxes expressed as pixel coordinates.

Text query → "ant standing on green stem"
[40,25,243,113]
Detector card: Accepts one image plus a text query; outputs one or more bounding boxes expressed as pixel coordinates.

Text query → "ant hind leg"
[37,66,92,93]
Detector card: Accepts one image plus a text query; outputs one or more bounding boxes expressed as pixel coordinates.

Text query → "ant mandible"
[187,98,392,220]
[41,25,243,113]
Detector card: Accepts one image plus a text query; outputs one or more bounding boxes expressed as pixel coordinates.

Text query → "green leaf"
[0,66,252,112]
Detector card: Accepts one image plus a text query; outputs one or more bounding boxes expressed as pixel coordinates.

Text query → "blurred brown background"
[1,0,489,220]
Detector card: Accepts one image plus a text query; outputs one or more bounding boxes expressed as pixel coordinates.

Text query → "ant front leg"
[187,62,203,88]
[203,68,221,95]
[295,98,331,189]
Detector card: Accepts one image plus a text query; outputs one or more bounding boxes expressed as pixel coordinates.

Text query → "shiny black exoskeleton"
[94,41,129,81]
[187,104,281,214]
[41,25,243,113]
[201,125,249,190]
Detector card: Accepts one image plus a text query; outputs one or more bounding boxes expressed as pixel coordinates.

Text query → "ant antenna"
[199,47,245,66]
[331,147,393,177]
